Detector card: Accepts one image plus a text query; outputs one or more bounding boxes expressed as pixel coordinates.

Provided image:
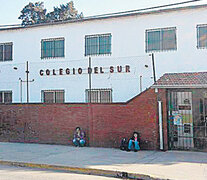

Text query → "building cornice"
[0,4,207,32]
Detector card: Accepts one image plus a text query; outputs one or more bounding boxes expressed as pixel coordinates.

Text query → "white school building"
[1,3,207,103]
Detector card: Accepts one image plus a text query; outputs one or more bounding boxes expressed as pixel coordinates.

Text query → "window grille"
[42,90,65,103]
[146,27,177,52]
[197,24,207,49]
[0,91,12,103]
[85,89,112,103]
[85,34,112,56]
[41,38,64,58]
[0,42,13,62]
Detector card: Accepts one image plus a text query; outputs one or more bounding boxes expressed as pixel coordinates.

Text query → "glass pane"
[4,44,12,60]
[198,26,207,48]
[55,91,64,103]
[54,40,64,57]
[86,89,112,103]
[4,92,12,103]
[42,41,55,58]
[85,38,90,56]
[147,30,161,52]
[100,90,111,103]
[42,41,47,58]
[0,92,2,103]
[99,35,111,54]
[0,45,3,61]
[51,41,55,57]
[85,36,98,55]
[162,29,176,50]
[91,90,99,103]
[44,92,54,103]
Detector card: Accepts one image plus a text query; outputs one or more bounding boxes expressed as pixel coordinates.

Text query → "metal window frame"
[85,88,112,103]
[145,27,177,53]
[85,33,112,56]
[41,37,65,59]
[197,24,207,49]
[0,42,13,62]
[41,90,65,103]
[0,90,12,103]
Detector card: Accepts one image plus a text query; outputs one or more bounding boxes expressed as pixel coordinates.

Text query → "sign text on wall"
[39,65,130,76]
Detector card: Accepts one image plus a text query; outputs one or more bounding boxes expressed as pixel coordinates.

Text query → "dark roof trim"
[0,4,207,32]
[152,84,207,89]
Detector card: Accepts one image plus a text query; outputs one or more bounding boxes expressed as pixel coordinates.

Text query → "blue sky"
[0,0,206,25]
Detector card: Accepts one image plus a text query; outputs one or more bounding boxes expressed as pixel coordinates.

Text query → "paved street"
[0,165,118,180]
[0,142,206,180]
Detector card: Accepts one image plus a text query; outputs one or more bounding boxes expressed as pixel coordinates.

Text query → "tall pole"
[151,53,156,83]
[21,80,22,103]
[26,61,29,103]
[140,75,142,93]
[88,57,93,146]
[89,57,92,103]
[19,78,23,103]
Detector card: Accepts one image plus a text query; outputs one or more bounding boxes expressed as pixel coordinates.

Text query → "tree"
[46,1,83,22]
[18,2,47,26]
[19,1,83,26]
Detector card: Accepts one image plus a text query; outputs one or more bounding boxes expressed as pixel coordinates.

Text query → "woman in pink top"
[128,132,140,152]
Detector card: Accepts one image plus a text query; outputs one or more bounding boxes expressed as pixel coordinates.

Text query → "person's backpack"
[120,138,128,151]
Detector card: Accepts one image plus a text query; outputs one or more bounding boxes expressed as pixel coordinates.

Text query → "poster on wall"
[172,111,182,125]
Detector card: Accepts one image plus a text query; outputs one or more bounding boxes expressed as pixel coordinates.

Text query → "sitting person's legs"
[73,138,79,146]
[79,139,85,147]
[128,132,140,151]
[128,139,133,150]
[134,140,140,151]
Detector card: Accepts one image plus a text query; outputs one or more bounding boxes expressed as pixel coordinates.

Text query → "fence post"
[89,57,92,103]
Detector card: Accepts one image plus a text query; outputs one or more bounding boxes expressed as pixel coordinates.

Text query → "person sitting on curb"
[73,127,86,147]
[128,132,140,152]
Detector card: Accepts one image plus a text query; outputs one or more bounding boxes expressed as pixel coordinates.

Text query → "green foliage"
[46,1,83,22]
[18,2,47,26]
[18,1,83,26]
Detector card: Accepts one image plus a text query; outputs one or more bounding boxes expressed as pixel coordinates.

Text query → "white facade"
[1,4,207,103]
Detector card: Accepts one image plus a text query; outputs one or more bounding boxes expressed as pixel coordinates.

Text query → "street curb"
[0,160,166,180]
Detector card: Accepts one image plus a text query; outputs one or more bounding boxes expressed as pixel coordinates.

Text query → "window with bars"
[85,89,112,103]
[85,34,112,56]
[146,27,177,52]
[197,24,207,48]
[0,43,13,62]
[42,90,65,103]
[41,38,64,58]
[0,91,12,103]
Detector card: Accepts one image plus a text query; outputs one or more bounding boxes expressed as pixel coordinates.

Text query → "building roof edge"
[0,3,207,31]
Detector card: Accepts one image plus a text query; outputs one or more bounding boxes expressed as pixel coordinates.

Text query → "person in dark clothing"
[120,138,129,151]
[128,132,140,152]
[73,127,86,147]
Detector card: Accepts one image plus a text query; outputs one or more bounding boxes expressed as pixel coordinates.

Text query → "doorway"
[167,89,207,151]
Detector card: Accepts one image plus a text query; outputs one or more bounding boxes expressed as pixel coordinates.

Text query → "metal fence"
[167,89,207,151]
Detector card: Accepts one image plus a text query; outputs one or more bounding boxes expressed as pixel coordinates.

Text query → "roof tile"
[154,72,207,86]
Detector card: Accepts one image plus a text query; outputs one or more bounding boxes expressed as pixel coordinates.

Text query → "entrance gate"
[167,89,207,151]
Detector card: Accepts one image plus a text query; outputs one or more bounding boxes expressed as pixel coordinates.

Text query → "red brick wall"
[0,88,167,150]
[90,88,160,149]
[0,104,90,145]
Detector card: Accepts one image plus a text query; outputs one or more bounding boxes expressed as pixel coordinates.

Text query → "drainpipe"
[158,101,164,150]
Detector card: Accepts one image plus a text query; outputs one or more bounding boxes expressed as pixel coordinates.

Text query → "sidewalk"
[0,142,206,180]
